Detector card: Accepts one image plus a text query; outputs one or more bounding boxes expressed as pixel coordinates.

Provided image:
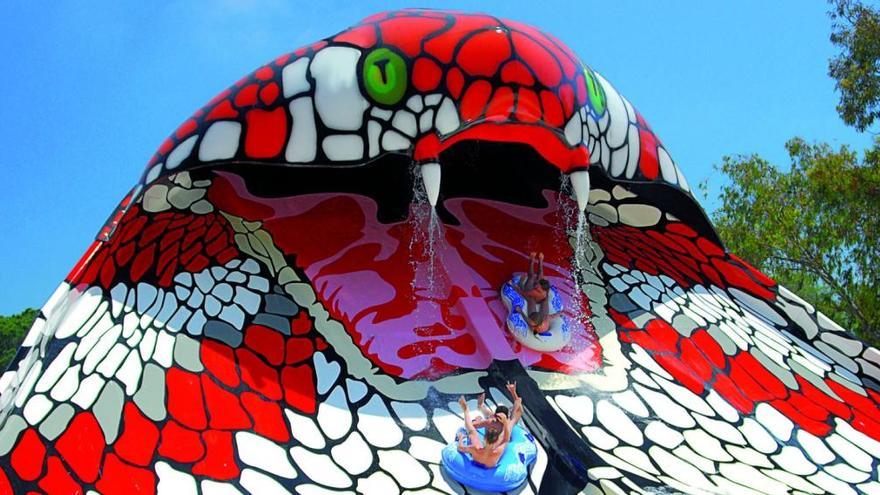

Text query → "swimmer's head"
[485,427,501,444]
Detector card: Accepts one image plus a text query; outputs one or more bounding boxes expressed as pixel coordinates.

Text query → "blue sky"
[0,1,872,314]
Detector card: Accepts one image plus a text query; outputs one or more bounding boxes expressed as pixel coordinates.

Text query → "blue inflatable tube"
[441,425,538,492]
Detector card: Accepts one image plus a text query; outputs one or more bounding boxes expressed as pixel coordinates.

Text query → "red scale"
[158,421,204,463]
[192,430,239,480]
[115,403,160,466]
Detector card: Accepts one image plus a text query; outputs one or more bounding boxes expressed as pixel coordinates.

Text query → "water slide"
[0,9,877,494]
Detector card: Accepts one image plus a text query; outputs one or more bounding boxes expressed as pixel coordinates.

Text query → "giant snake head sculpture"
[0,9,877,495]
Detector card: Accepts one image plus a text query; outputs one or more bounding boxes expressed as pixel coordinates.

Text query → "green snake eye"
[362,48,408,106]
[584,67,606,116]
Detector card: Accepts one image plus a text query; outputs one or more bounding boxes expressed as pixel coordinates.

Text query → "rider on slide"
[516,252,560,335]
[456,382,523,468]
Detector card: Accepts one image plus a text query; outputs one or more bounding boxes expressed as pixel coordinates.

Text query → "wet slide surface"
[208,172,601,378]
[0,8,878,495]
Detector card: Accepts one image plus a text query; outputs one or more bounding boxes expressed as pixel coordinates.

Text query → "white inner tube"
[499,274,571,352]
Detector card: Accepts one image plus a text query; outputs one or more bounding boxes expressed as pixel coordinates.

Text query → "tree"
[709,1,880,346]
[0,309,38,370]
[829,0,880,131]
[712,139,880,346]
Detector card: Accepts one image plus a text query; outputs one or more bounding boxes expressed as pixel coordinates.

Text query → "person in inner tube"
[518,252,548,301]
[455,382,523,468]
[516,300,561,335]
[516,252,559,334]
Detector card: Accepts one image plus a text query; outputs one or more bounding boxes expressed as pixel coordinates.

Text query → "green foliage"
[710,1,880,346]
[712,139,880,345]
[829,0,880,131]
[0,308,37,370]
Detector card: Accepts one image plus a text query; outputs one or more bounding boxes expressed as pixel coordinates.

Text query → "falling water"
[557,173,574,224]
[558,174,589,272]
[558,174,589,332]
[408,164,443,296]
[425,209,442,287]
[570,210,591,333]
[574,210,587,276]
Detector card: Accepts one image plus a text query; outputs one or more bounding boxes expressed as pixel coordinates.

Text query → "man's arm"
[477,392,493,418]
[506,380,520,401]
[471,418,493,429]
[507,381,524,427]
[537,252,544,280]
[528,251,537,278]
[511,397,524,426]
[459,396,477,435]
[493,413,512,454]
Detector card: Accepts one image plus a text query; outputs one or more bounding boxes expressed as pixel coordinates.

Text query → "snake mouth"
[201,142,602,379]
[431,140,569,225]
[205,140,568,226]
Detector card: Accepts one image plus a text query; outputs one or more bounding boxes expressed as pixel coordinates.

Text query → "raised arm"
[494,412,512,454]
[506,380,521,402]
[458,395,486,453]
[512,396,524,426]
[471,418,493,430]
[537,252,544,280]
[477,392,493,418]
[528,251,537,278]
[459,396,475,429]
[506,381,524,427]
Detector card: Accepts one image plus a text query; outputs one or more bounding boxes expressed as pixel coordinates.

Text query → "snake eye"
[362,48,408,106]
[584,67,606,116]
